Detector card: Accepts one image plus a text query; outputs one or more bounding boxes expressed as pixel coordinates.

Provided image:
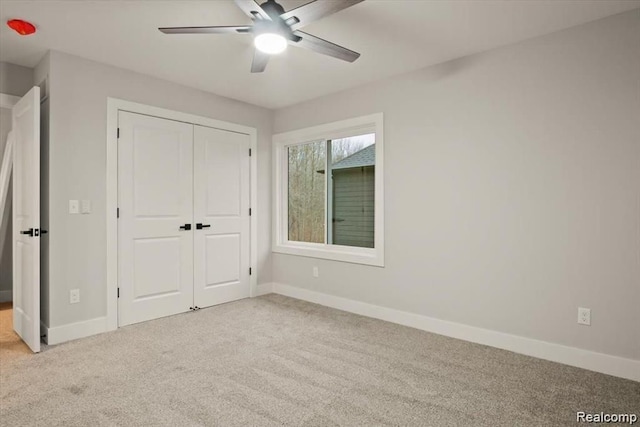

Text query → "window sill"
[273,242,384,267]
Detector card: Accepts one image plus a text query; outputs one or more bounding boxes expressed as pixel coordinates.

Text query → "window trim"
[273,113,384,267]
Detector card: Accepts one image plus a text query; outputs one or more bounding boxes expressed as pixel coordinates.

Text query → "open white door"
[12,86,40,353]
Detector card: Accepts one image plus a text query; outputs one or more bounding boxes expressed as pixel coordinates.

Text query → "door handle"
[179,224,192,231]
[20,228,34,237]
[196,223,211,230]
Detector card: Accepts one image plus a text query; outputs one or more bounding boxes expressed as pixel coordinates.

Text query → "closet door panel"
[203,136,241,217]
[118,112,194,326]
[193,125,250,308]
[205,233,240,286]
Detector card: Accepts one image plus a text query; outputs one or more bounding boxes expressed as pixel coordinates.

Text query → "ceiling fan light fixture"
[254,32,287,55]
[159,0,363,72]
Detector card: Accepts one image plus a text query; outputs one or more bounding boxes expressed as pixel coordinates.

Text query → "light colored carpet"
[0,302,32,364]
[0,294,638,426]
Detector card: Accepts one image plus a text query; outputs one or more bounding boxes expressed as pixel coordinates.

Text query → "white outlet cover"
[312,267,319,278]
[578,307,591,326]
[81,199,91,214]
[70,289,80,304]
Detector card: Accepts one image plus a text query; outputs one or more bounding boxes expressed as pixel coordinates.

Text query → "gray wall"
[0,62,35,300]
[273,10,640,361]
[0,62,33,97]
[46,51,272,328]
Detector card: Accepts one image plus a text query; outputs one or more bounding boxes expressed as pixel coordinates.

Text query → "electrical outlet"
[70,289,80,304]
[69,200,79,214]
[578,307,591,326]
[312,266,319,278]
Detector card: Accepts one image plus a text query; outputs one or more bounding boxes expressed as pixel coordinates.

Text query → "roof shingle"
[331,144,375,170]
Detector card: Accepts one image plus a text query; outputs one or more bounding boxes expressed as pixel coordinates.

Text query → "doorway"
[0,97,31,361]
[0,88,42,354]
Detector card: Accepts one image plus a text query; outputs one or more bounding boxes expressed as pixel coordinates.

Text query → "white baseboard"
[271,282,640,383]
[0,290,12,303]
[43,316,108,345]
[255,282,274,296]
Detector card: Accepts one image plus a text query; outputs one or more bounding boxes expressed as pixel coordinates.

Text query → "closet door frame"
[105,98,258,331]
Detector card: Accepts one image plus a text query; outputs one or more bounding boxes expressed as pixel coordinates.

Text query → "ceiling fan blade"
[159,25,251,34]
[234,0,272,21]
[251,49,270,73]
[281,0,364,31]
[290,31,360,63]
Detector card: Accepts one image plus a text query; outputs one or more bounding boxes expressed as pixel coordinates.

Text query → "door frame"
[105,98,258,331]
[0,92,20,264]
[0,94,19,306]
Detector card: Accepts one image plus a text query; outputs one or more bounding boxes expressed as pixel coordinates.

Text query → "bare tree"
[288,141,325,243]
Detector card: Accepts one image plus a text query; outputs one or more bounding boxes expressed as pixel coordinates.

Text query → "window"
[273,114,384,266]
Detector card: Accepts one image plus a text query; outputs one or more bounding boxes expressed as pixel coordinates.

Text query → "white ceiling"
[1,0,638,109]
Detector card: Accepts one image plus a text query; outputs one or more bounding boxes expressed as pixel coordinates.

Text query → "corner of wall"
[34,51,51,89]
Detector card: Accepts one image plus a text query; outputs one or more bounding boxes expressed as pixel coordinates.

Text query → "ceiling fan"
[159,0,364,73]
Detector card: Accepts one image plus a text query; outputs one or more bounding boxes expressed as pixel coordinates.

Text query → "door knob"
[179,224,192,231]
[20,228,34,237]
[196,223,211,230]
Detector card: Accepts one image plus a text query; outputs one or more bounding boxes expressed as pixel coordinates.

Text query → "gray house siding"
[332,166,375,248]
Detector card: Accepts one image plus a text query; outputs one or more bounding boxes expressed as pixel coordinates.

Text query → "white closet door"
[12,87,40,353]
[193,125,250,308]
[118,112,194,326]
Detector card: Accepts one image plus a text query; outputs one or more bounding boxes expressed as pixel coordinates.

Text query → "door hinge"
[117,128,120,139]
[117,208,119,218]
[249,268,252,275]
[249,148,252,156]
[117,288,120,298]
[249,208,252,216]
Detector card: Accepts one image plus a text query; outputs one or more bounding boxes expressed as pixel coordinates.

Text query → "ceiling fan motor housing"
[253,19,290,39]
[253,0,290,39]
[260,0,286,19]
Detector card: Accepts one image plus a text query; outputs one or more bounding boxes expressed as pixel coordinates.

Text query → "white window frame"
[273,113,384,267]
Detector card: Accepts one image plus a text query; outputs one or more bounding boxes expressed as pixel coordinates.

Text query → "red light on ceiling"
[7,19,36,36]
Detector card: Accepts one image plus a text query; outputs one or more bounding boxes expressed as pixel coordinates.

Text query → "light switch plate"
[69,200,79,214]
[81,199,91,214]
